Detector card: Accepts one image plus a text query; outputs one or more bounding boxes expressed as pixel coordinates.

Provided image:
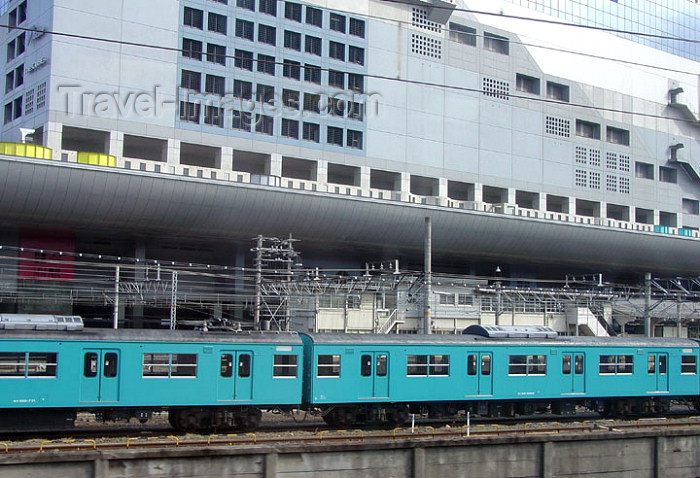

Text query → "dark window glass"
[348,73,364,93]
[179,101,200,122]
[255,114,274,135]
[182,38,203,60]
[221,354,233,377]
[303,122,319,142]
[207,43,226,65]
[329,70,345,88]
[349,18,365,38]
[330,13,346,33]
[236,19,254,40]
[648,355,655,374]
[204,106,224,127]
[304,64,321,84]
[232,110,252,131]
[184,7,204,29]
[481,355,491,375]
[257,54,276,75]
[285,2,302,22]
[575,355,584,374]
[361,354,372,377]
[284,30,301,51]
[104,353,118,378]
[329,41,345,61]
[258,24,276,45]
[659,355,667,374]
[238,354,251,377]
[317,354,341,377]
[235,49,254,70]
[281,118,299,139]
[27,353,57,377]
[84,353,98,378]
[348,46,364,65]
[181,70,201,91]
[208,12,227,34]
[283,59,301,79]
[259,0,277,16]
[377,355,387,377]
[205,74,225,95]
[256,84,275,104]
[305,35,322,56]
[237,0,254,10]
[273,354,298,377]
[283,89,299,109]
[467,354,477,376]
[347,128,363,148]
[303,93,320,113]
[562,355,571,375]
[233,79,253,99]
[306,6,322,27]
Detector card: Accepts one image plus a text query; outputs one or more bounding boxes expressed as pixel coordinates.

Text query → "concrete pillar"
[507,187,516,204]
[473,183,483,202]
[538,193,547,212]
[412,447,425,478]
[653,210,660,225]
[438,177,448,199]
[541,441,554,478]
[166,138,180,166]
[44,121,63,160]
[317,160,328,190]
[360,166,370,192]
[400,172,411,201]
[600,201,607,219]
[107,130,123,157]
[269,153,282,177]
[264,453,278,478]
[220,146,233,171]
[568,197,576,215]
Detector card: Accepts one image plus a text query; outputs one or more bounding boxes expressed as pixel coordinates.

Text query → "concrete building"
[0,0,699,326]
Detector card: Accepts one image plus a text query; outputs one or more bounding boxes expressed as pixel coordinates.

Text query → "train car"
[300,327,700,427]
[0,317,303,431]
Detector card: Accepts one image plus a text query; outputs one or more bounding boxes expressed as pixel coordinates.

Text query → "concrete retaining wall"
[2,429,700,478]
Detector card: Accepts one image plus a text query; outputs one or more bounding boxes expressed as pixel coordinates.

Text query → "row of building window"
[448,21,510,55]
[181,66,364,94]
[575,147,631,172]
[188,1,365,37]
[182,37,364,68]
[180,101,363,148]
[314,353,698,377]
[3,81,46,124]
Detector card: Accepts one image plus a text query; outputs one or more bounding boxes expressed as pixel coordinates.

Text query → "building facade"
[0,0,699,325]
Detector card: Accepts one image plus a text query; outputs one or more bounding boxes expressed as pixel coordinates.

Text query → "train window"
[143,353,197,378]
[508,355,546,376]
[273,354,298,377]
[481,355,491,375]
[376,354,387,376]
[0,352,26,377]
[647,356,655,374]
[221,354,233,377]
[84,353,98,378]
[27,353,57,377]
[562,355,571,375]
[599,355,633,375]
[467,354,477,375]
[681,356,697,374]
[429,355,450,376]
[658,355,666,375]
[103,353,118,378]
[406,355,428,376]
[317,354,341,377]
[361,354,372,376]
[574,355,583,374]
[238,354,251,378]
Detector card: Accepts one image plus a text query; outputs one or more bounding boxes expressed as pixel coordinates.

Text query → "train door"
[562,352,586,394]
[80,349,120,403]
[358,352,389,399]
[647,353,669,392]
[467,352,493,396]
[217,351,253,401]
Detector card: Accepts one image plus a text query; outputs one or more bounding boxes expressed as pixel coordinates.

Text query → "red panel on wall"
[18,232,75,281]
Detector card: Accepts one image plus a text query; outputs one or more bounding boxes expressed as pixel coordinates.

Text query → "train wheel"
[235,408,262,430]
[331,407,357,427]
[384,405,409,427]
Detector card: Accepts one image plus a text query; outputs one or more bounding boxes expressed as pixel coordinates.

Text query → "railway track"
[3,413,700,454]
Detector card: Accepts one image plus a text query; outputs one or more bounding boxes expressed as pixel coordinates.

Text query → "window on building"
[285,2,302,22]
[235,19,254,40]
[449,22,476,46]
[303,93,320,113]
[484,32,509,54]
[206,43,226,65]
[348,102,363,121]
[204,105,224,127]
[635,161,654,180]
[235,49,254,70]
[305,35,322,56]
[232,110,252,131]
[142,353,198,377]
[304,64,321,84]
[329,70,345,88]
[283,89,299,110]
[515,73,539,95]
[575,119,601,139]
[329,97,345,116]
[306,6,323,27]
[205,74,225,95]
[606,126,630,146]
[282,59,301,79]
[233,79,253,100]
[599,355,633,374]
[348,73,364,93]
[256,84,275,105]
[4,66,22,93]
[24,87,33,114]
[682,198,699,215]
[330,13,346,33]
[303,122,320,142]
[329,41,345,61]
[317,354,340,377]
[257,24,276,45]
[349,18,365,38]
[184,7,204,29]
[273,354,298,377]
[348,46,364,65]
[347,129,364,149]
[257,54,276,75]
[439,293,455,305]
[458,294,473,306]
[546,81,570,102]
[182,38,203,60]
[208,12,227,34]
[508,355,547,375]
[255,114,274,135]
[181,70,201,91]
[237,0,254,10]
[259,0,277,16]
[281,118,299,139]
[327,126,343,146]
[284,30,302,51]
[36,82,46,109]
[659,166,677,184]
[179,101,200,123]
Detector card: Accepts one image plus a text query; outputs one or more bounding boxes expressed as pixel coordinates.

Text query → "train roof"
[301,333,699,348]
[0,328,303,344]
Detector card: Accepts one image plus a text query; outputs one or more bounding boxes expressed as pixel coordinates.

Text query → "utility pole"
[644,272,651,337]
